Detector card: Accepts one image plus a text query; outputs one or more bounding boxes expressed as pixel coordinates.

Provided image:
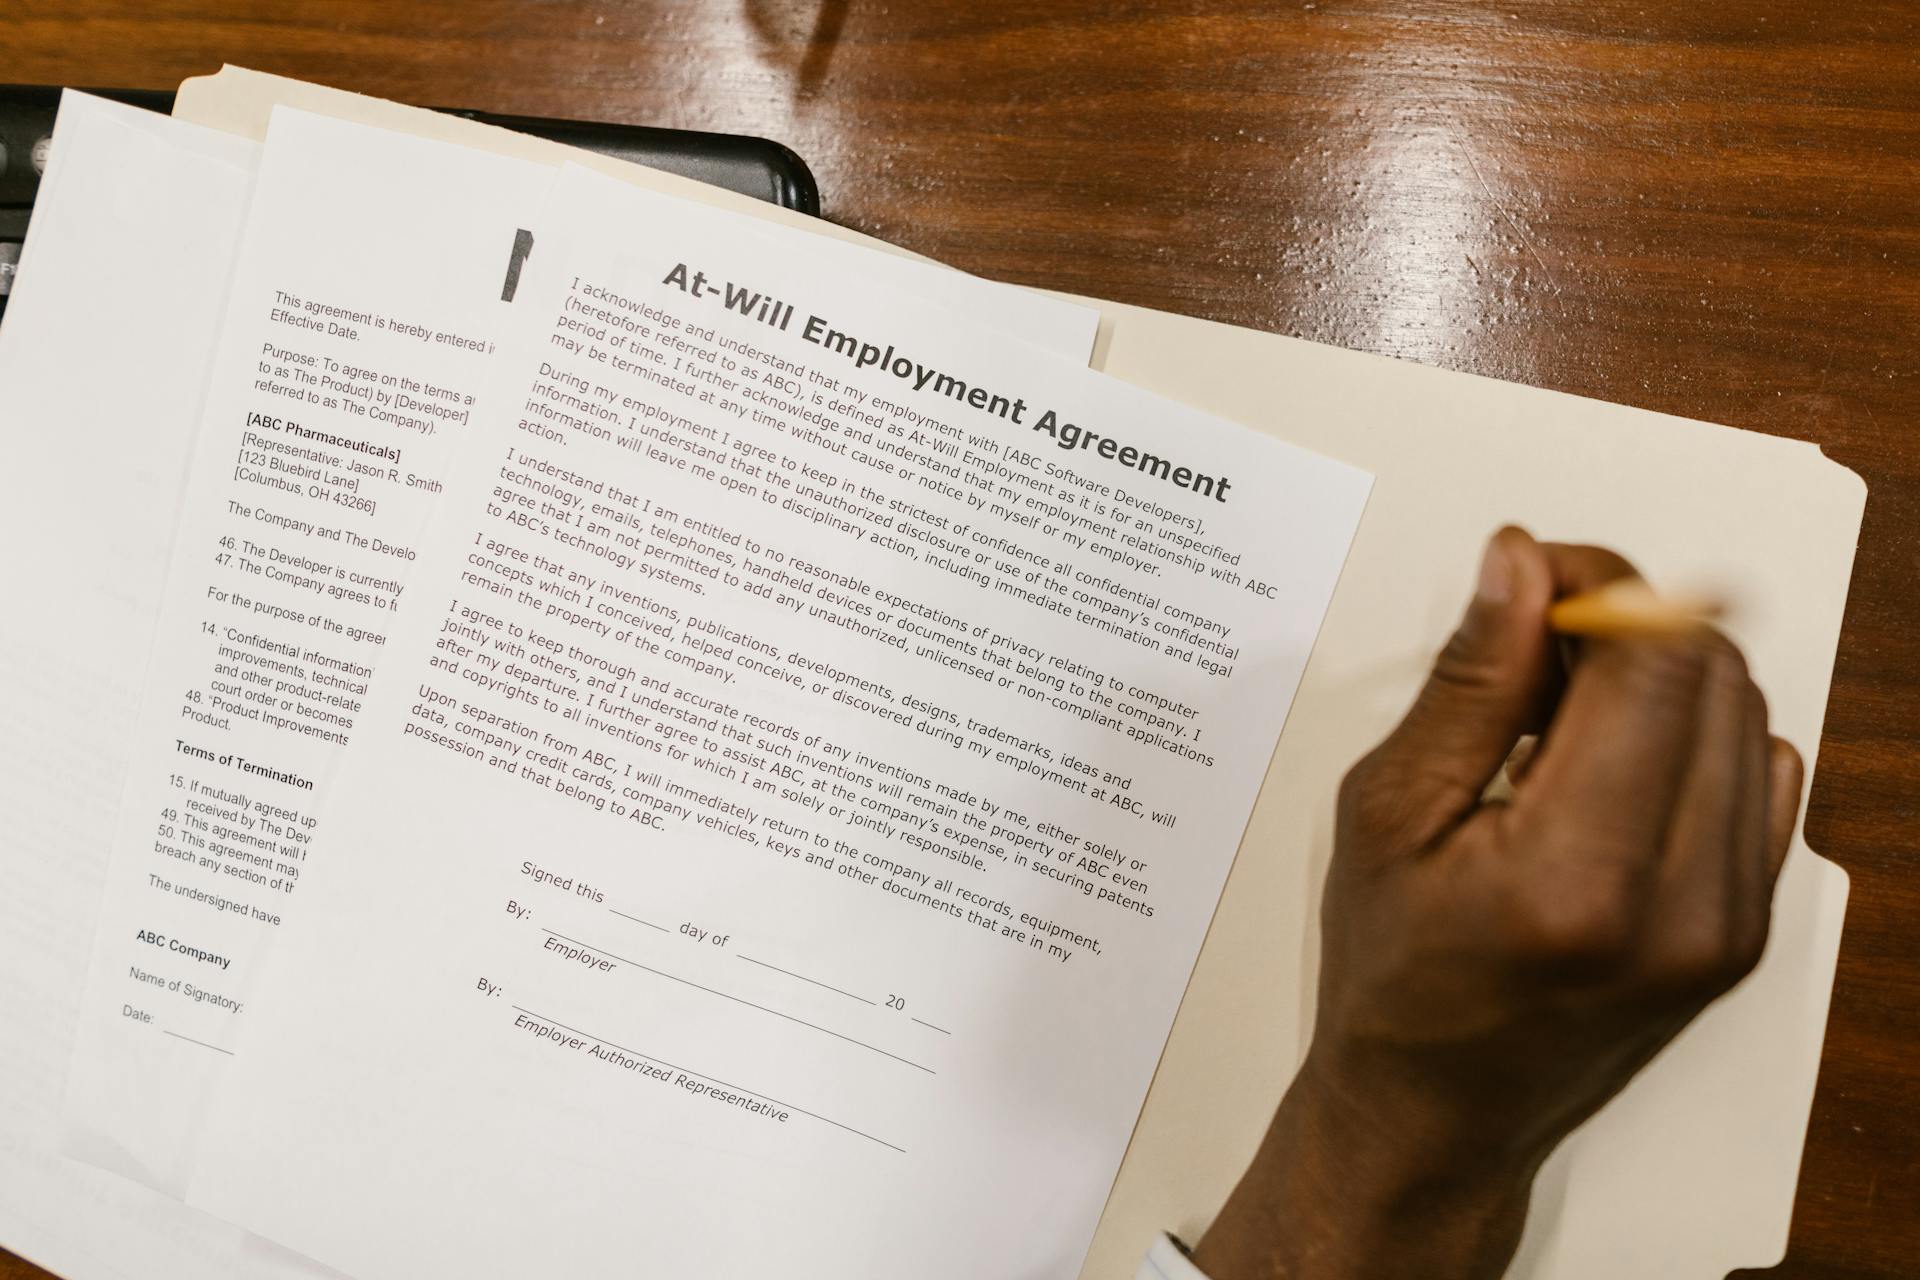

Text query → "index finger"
[1516,543,1713,860]
[1540,542,1643,597]
[1518,630,1714,862]
[1512,542,1644,735]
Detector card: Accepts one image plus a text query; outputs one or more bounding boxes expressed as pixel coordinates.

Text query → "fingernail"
[1476,534,1512,604]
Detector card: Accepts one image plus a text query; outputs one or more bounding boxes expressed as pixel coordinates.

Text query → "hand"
[1192,528,1804,1280]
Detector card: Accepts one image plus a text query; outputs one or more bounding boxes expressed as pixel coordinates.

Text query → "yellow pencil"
[1547,579,1726,637]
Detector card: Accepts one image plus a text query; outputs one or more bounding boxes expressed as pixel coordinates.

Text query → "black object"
[0,85,820,319]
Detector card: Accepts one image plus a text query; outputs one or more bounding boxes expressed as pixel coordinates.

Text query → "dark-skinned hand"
[1192,528,1803,1280]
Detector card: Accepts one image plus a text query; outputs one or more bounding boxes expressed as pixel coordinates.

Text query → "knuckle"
[1516,871,1641,970]
[1702,632,1750,686]
[1728,921,1771,979]
[1549,543,1642,590]
[1429,627,1506,697]
[1336,753,1375,816]
[1557,543,1637,576]
[1772,736,1805,786]
[1655,938,1734,996]
[1612,640,1710,704]
[1583,549,1639,582]
[1337,751,1418,840]
[1654,922,1767,997]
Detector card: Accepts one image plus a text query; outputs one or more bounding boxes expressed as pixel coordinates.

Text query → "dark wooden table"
[2,3,1914,1276]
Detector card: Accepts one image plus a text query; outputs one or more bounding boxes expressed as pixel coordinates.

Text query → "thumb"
[1357,527,1557,844]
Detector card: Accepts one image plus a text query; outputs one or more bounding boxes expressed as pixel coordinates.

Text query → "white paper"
[50,105,559,1199]
[0,92,333,1280]
[56,106,1123,1201]
[181,149,1369,1280]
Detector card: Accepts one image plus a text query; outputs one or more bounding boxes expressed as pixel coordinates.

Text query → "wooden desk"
[2,2,1914,1276]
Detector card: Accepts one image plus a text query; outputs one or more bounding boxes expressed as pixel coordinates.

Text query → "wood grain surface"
[1,3,1914,1276]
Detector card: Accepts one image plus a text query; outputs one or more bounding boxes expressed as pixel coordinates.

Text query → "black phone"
[0,85,821,320]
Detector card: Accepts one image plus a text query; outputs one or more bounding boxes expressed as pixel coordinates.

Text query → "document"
[53,106,559,1196]
[58,107,1106,1197]
[182,152,1369,1280]
[0,93,328,1280]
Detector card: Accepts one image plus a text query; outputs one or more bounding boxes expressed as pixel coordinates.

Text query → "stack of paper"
[0,74,1862,1280]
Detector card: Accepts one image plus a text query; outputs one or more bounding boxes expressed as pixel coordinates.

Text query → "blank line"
[510,1004,904,1154]
[164,1030,233,1056]
[539,929,932,1074]
[609,908,671,933]
[910,1017,951,1036]
[737,954,875,1005]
